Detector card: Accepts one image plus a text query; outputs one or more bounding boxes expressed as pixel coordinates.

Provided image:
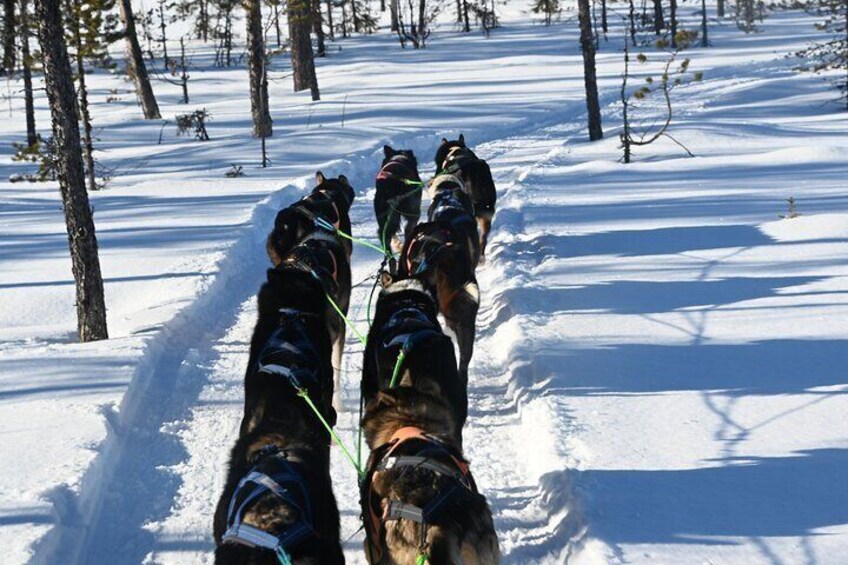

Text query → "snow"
[2,3,848,564]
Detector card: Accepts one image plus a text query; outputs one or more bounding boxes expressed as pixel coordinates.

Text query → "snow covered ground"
[1,3,847,564]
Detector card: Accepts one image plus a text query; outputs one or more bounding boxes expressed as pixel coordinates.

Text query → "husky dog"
[214,269,343,564]
[266,172,355,265]
[374,145,423,254]
[400,176,480,385]
[362,274,468,432]
[360,388,499,564]
[434,134,497,259]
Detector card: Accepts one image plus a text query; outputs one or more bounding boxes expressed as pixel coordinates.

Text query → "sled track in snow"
[31,107,597,564]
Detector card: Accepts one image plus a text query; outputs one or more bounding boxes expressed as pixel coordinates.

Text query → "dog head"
[314,171,355,212]
[464,159,496,214]
[382,145,418,169]
[434,133,466,172]
[267,207,314,266]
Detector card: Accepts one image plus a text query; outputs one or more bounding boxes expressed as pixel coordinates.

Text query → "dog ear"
[458,133,466,146]
[374,391,397,408]
[316,171,326,184]
[441,137,448,144]
[383,145,395,158]
[338,174,350,187]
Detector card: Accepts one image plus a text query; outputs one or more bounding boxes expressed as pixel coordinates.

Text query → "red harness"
[362,426,475,563]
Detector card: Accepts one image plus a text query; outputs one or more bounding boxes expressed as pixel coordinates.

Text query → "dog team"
[213,134,500,564]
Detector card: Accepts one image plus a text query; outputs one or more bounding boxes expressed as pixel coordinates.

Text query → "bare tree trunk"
[325,0,334,39]
[119,0,160,118]
[179,36,188,103]
[717,0,724,17]
[629,0,636,44]
[461,0,469,32]
[69,0,97,192]
[3,0,15,73]
[417,0,425,45]
[700,0,708,46]
[578,0,603,141]
[669,0,677,46]
[390,0,398,31]
[35,0,108,342]
[601,0,608,35]
[245,0,272,137]
[157,0,168,62]
[288,0,320,100]
[652,0,664,33]
[313,0,326,56]
[19,0,36,145]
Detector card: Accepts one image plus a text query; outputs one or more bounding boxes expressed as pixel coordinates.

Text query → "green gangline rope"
[297,388,365,479]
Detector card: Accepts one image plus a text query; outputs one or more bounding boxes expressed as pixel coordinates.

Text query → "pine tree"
[531,0,559,25]
[578,0,603,140]
[797,0,847,108]
[119,0,161,117]
[19,0,36,145]
[244,0,272,137]
[2,0,15,73]
[35,0,109,341]
[288,0,320,99]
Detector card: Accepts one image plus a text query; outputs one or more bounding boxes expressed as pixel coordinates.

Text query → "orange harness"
[362,426,476,563]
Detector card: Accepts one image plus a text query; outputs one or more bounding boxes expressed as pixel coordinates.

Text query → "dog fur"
[399,178,481,386]
[360,388,500,564]
[434,134,497,259]
[361,274,468,432]
[266,172,356,265]
[214,269,343,564]
[375,145,423,253]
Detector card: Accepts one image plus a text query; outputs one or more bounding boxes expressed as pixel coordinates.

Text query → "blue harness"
[256,308,323,392]
[222,446,315,564]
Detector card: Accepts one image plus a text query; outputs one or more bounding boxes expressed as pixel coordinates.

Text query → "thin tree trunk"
[717,0,724,17]
[669,0,677,46]
[158,0,168,62]
[288,0,320,100]
[350,0,359,32]
[578,0,603,141]
[179,36,188,103]
[69,0,97,192]
[325,0,334,39]
[652,0,664,33]
[35,0,108,341]
[119,0,160,118]
[3,0,16,73]
[601,0,608,35]
[461,0,469,32]
[245,0,272,137]
[629,0,636,44]
[273,3,283,45]
[700,0,708,46]
[313,0,326,56]
[19,0,36,145]
[417,0,425,46]
[390,0,398,31]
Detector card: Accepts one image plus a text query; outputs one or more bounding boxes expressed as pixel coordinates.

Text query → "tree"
[19,0,36,145]
[35,0,108,341]
[244,0,272,137]
[796,0,847,109]
[67,0,98,192]
[119,0,161,118]
[531,0,560,25]
[288,0,320,100]
[174,0,212,41]
[652,0,664,33]
[313,0,325,56]
[578,0,603,140]
[2,0,15,73]
[700,0,709,47]
[619,34,700,163]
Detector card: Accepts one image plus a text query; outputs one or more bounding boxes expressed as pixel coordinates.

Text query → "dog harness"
[256,307,323,392]
[377,301,445,387]
[362,426,481,564]
[222,446,315,565]
[377,155,420,183]
[279,237,341,298]
[294,190,343,231]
